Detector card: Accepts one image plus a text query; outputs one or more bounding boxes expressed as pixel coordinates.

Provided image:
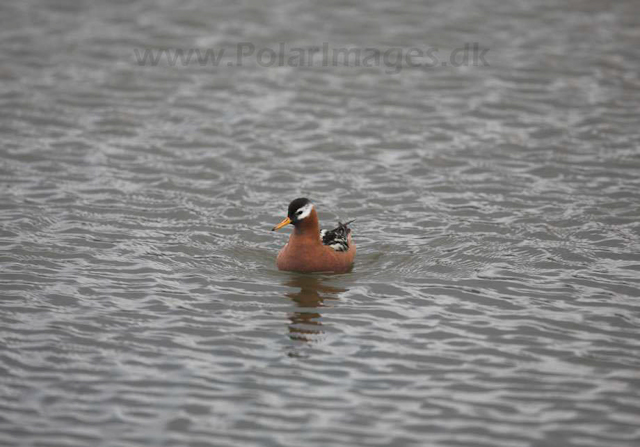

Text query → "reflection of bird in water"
[284,275,347,342]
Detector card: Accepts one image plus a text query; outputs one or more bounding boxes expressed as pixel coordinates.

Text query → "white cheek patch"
[296,203,313,220]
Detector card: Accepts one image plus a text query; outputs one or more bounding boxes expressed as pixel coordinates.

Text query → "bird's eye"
[296,210,303,215]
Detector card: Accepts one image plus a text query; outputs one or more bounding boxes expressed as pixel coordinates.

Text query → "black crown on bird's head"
[288,197,313,225]
[288,197,311,217]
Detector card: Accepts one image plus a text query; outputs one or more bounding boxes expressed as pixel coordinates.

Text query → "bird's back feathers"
[320,220,355,252]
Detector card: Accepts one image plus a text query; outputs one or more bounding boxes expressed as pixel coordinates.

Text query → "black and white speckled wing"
[320,220,354,252]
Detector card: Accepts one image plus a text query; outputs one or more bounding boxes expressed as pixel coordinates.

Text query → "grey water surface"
[1,0,640,446]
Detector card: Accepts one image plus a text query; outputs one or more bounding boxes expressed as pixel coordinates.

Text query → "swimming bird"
[271,198,355,273]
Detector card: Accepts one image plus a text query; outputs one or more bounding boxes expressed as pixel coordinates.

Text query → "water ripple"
[2,0,640,446]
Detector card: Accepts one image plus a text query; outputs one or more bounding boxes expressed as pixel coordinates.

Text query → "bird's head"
[272,197,314,231]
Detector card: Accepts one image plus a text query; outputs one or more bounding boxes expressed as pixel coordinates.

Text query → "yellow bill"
[272,216,291,231]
